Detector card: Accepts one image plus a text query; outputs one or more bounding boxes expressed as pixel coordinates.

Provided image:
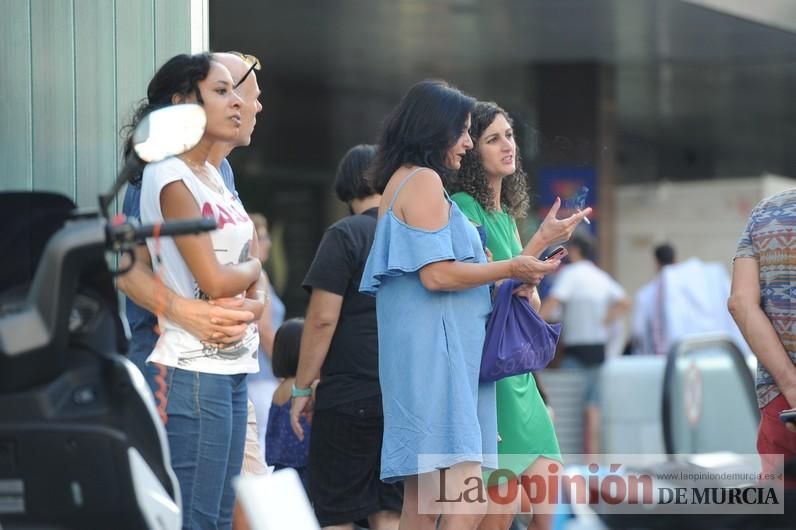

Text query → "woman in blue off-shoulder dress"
[360,80,562,530]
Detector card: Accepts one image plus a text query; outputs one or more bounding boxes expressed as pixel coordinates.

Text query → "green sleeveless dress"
[451,192,562,480]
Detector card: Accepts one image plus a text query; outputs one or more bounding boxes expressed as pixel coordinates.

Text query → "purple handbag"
[480,279,562,382]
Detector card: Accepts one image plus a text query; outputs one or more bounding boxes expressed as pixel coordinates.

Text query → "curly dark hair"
[121,52,214,185]
[450,101,530,219]
[368,80,475,193]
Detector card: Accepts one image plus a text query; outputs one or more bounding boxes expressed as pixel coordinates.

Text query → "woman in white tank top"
[123,53,262,529]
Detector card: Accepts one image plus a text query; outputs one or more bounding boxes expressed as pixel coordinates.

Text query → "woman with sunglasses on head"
[123,52,263,530]
[450,101,590,530]
[360,81,565,530]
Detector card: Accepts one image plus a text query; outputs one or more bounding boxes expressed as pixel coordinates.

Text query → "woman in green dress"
[451,101,590,530]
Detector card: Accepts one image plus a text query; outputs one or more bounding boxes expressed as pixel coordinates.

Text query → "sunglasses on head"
[229,52,261,89]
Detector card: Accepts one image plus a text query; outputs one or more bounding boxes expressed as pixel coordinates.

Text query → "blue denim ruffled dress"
[360,168,498,482]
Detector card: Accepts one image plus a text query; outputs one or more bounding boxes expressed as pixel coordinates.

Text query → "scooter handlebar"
[134,218,217,239]
[107,217,217,248]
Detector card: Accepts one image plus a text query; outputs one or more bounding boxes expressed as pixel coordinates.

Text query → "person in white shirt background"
[632,243,676,356]
[540,230,630,455]
[630,242,750,359]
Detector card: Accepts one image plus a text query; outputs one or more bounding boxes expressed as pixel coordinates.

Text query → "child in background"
[265,318,311,490]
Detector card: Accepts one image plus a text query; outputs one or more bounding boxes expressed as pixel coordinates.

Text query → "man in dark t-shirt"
[290,145,402,529]
[302,210,380,408]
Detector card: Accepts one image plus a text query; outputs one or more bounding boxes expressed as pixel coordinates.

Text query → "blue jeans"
[161,367,248,530]
[128,347,158,392]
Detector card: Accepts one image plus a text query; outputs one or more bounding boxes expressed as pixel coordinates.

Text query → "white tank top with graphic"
[140,157,259,374]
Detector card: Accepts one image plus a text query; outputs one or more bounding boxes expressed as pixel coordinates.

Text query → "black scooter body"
[0,192,178,530]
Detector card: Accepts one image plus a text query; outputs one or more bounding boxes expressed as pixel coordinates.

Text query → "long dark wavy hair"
[368,80,475,193]
[121,53,214,185]
[450,101,530,219]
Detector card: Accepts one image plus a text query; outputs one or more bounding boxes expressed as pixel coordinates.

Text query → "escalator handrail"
[661,333,759,458]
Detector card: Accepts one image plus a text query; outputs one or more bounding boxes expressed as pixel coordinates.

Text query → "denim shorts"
[560,355,601,406]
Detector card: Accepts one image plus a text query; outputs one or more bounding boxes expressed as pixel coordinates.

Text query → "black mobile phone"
[779,408,796,423]
[544,246,566,261]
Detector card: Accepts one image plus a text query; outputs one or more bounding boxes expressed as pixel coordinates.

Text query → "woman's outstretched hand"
[524,197,592,255]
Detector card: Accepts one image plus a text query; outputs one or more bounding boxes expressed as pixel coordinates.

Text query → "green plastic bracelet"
[291,383,312,398]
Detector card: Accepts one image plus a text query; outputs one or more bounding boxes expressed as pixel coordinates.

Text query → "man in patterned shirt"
[729,188,796,477]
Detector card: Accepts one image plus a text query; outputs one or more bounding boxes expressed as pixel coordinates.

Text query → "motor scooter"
[0,104,212,530]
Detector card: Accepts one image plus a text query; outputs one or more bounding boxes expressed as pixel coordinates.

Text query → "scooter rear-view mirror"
[99,103,206,219]
[133,103,206,163]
